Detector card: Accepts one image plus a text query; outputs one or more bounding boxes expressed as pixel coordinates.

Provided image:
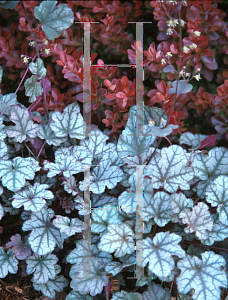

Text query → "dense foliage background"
[1,0,228,299]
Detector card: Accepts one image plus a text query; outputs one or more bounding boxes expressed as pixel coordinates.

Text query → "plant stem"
[20,0,49,121]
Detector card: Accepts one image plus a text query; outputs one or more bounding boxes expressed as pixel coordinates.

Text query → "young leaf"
[5,234,31,260]
[62,176,78,196]
[0,93,17,116]
[117,102,156,158]
[169,192,194,223]
[53,215,84,237]
[12,182,53,212]
[0,247,18,278]
[179,202,213,240]
[50,103,86,139]
[4,105,40,143]
[97,223,135,258]
[26,253,58,284]
[29,58,47,77]
[0,157,40,192]
[24,75,43,103]
[22,208,64,255]
[169,80,193,95]
[34,1,74,40]
[176,252,228,300]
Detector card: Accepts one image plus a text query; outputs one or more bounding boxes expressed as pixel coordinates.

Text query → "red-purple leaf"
[198,134,217,149]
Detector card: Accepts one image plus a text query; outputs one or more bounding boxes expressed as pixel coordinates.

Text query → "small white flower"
[161,58,166,65]
[160,117,165,126]
[44,39,49,45]
[189,43,197,50]
[166,52,172,57]
[29,41,35,47]
[44,48,51,55]
[167,28,173,35]
[173,19,179,26]
[194,30,201,37]
[184,72,191,77]
[167,19,174,27]
[180,19,186,27]
[149,120,155,126]
[194,73,201,81]
[22,56,29,64]
[183,46,190,54]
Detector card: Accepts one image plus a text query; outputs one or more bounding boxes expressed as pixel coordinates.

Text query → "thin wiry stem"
[20,0,49,121]
[145,2,183,166]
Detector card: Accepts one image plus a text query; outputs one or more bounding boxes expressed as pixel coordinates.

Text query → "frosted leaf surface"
[34,0,74,40]
[179,132,209,149]
[50,103,86,139]
[0,157,40,192]
[98,223,135,258]
[143,191,173,226]
[22,208,64,255]
[169,192,194,223]
[179,202,213,240]
[91,204,122,234]
[117,102,156,158]
[201,213,228,246]
[12,182,54,212]
[53,215,84,237]
[205,175,228,225]
[70,257,109,297]
[111,290,143,300]
[144,145,194,193]
[5,105,40,143]
[0,247,18,278]
[33,272,68,299]
[26,253,58,284]
[79,159,124,194]
[176,251,228,300]
[29,58,46,77]
[143,282,170,300]
[142,232,185,277]
[24,75,43,103]
[192,147,228,198]
[38,123,67,146]
[66,239,112,267]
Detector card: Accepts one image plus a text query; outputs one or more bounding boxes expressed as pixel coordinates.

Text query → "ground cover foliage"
[1,0,228,299]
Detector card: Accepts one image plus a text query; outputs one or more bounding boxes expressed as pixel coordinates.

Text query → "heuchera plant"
[1,1,228,299]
